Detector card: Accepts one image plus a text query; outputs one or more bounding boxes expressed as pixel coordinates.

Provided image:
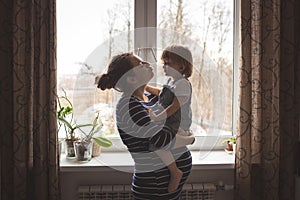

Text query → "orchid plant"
[77,112,112,148]
[57,89,112,148]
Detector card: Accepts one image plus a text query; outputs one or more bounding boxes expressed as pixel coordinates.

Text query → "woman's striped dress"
[116,94,192,200]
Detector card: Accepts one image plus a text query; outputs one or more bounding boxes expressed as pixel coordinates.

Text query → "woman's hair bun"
[95,52,134,92]
[96,73,115,90]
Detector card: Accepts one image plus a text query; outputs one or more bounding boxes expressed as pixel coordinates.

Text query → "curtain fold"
[0,0,60,199]
[236,0,300,199]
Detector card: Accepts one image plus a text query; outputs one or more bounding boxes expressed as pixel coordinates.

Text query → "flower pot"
[74,140,93,162]
[232,143,236,154]
[226,142,233,151]
[92,142,101,157]
[65,139,78,159]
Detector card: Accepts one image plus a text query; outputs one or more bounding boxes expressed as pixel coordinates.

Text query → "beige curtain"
[0,0,60,199]
[236,0,300,199]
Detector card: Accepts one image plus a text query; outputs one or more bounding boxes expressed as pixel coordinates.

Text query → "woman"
[96,52,192,199]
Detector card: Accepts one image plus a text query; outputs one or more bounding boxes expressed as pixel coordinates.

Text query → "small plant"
[221,136,236,152]
[57,89,92,140]
[221,136,236,145]
[57,89,112,160]
[78,112,112,148]
[74,112,112,161]
[58,117,93,140]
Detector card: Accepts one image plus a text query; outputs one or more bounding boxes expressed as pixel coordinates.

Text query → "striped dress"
[116,93,192,200]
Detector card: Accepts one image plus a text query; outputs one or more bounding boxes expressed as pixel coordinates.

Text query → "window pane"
[57,0,134,138]
[157,0,234,136]
[57,0,234,142]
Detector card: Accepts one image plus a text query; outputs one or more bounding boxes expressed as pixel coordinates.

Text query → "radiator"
[78,183,216,200]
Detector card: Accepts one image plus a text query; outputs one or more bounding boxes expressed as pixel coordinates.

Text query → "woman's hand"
[148,108,159,121]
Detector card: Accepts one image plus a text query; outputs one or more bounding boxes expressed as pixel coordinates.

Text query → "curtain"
[235,0,300,199]
[0,0,60,199]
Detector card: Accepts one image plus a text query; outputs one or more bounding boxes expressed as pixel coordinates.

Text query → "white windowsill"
[60,150,235,172]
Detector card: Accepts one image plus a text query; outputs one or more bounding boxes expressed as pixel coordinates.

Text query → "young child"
[146,45,194,193]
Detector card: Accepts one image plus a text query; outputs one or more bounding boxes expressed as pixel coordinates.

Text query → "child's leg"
[155,149,183,193]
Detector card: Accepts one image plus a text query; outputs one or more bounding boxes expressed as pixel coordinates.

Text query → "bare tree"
[107,8,117,60]
[211,2,232,130]
[98,1,133,106]
[158,0,233,131]
[159,0,192,45]
[105,0,133,59]
[126,0,132,51]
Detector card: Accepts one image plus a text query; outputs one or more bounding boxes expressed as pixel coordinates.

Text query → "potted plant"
[59,117,94,159]
[221,136,236,154]
[74,112,112,162]
[57,90,93,159]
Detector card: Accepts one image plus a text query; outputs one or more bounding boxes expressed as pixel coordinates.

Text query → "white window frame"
[56,0,238,152]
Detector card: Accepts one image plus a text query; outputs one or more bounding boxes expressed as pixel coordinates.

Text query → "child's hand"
[148,109,159,121]
[145,85,161,96]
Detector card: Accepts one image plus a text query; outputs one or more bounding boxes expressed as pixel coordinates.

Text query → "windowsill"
[60,150,235,172]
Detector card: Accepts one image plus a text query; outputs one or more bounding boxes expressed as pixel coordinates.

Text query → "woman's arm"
[122,97,176,150]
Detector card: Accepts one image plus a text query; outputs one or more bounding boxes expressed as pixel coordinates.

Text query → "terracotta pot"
[92,142,102,157]
[226,142,233,151]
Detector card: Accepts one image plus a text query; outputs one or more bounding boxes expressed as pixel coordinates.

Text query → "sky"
[57,0,120,74]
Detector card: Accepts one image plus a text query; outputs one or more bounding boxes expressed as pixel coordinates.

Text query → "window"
[57,0,237,151]
[57,0,134,143]
[156,0,234,136]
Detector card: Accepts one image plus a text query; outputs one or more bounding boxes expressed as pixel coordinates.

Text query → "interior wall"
[60,167,234,200]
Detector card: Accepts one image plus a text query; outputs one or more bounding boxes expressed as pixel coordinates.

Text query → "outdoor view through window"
[57,0,234,149]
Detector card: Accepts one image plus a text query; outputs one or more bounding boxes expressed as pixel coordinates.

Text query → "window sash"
[57,0,237,151]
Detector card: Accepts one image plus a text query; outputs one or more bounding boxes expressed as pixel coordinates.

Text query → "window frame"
[56,0,238,152]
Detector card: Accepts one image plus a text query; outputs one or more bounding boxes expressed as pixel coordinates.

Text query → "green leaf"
[62,106,72,117]
[57,107,64,118]
[93,137,112,148]
[58,118,73,130]
[91,126,101,135]
[221,137,236,144]
[74,124,93,130]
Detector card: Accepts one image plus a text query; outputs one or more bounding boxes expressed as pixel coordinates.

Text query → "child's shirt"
[151,78,192,131]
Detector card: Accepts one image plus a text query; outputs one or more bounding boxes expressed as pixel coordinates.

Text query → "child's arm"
[145,85,161,96]
[150,96,185,121]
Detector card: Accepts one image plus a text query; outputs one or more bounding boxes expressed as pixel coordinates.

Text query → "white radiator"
[78,183,216,200]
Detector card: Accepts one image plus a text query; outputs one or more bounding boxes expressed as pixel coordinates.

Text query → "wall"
[60,166,234,200]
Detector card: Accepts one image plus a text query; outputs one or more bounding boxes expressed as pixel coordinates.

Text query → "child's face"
[162,58,184,79]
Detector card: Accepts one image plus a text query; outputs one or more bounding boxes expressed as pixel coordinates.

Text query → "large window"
[57,0,236,150]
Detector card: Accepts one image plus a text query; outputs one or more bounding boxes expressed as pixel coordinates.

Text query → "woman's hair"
[96,52,134,91]
[161,45,193,78]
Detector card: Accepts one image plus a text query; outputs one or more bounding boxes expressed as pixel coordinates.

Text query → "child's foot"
[168,168,183,193]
